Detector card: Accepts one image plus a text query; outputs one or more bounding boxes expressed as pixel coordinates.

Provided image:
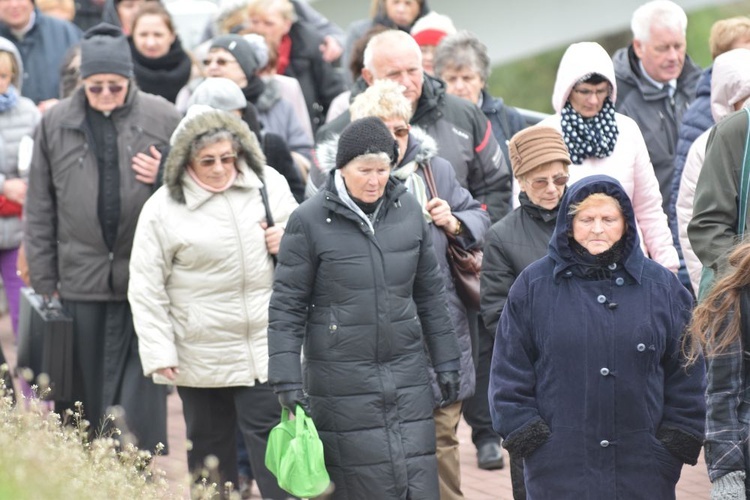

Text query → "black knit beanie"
[80,23,133,79]
[336,117,398,169]
[211,35,259,83]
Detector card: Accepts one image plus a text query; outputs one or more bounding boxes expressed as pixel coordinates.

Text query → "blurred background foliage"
[487,0,750,114]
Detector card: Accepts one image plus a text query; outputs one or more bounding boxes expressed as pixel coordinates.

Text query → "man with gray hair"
[613,0,701,212]
[316,29,510,222]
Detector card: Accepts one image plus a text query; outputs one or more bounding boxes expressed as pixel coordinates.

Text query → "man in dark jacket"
[0,0,82,104]
[612,0,700,213]
[316,29,510,223]
[25,23,181,451]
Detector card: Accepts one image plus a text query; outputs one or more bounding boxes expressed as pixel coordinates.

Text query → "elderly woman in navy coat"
[489,175,705,499]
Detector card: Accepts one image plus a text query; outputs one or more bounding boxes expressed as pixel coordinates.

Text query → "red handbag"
[422,163,482,310]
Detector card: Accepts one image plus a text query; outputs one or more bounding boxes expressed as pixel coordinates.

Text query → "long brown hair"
[686,240,750,363]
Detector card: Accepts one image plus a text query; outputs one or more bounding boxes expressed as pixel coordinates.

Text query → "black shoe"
[477,441,505,470]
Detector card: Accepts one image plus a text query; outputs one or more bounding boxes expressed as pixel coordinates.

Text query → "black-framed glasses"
[202,58,238,67]
[527,174,569,190]
[196,154,237,168]
[87,84,125,94]
[572,87,609,99]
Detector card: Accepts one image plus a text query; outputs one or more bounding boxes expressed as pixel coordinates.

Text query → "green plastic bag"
[265,405,330,498]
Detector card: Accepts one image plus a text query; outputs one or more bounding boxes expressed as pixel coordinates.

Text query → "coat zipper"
[224,193,258,380]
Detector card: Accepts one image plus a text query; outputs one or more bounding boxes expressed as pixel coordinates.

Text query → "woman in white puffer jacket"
[128,106,297,498]
[538,41,677,271]
[677,48,750,292]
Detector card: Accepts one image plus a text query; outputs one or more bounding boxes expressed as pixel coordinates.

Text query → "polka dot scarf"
[560,98,619,165]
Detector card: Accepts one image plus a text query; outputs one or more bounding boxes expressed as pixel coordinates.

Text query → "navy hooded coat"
[489,175,706,499]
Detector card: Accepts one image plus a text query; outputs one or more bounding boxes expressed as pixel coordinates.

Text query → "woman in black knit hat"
[268,116,462,499]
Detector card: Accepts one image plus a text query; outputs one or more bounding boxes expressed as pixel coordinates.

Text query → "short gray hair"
[433,30,490,84]
[631,0,687,42]
[363,29,421,76]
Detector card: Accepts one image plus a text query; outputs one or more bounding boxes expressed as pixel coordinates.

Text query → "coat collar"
[519,191,560,224]
[182,160,263,210]
[60,83,138,129]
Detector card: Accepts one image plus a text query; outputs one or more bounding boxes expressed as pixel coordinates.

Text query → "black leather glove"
[437,371,460,407]
[277,388,311,414]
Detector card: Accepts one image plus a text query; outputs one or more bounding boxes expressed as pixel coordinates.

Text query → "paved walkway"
[0,314,711,498]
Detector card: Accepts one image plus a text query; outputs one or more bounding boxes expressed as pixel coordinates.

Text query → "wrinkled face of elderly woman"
[520,161,568,211]
[191,139,238,189]
[571,194,625,255]
[340,154,391,203]
[83,73,129,113]
[441,65,483,105]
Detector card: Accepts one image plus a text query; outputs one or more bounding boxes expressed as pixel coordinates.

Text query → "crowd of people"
[0,0,748,498]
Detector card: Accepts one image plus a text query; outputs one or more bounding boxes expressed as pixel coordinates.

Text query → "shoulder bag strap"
[737,107,750,237]
[422,160,439,199]
[259,181,278,267]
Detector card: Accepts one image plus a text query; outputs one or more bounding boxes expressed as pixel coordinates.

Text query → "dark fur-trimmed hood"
[165,109,266,204]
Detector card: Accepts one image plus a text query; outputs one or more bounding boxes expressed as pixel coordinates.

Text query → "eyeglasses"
[87,84,125,94]
[572,87,609,98]
[391,126,409,138]
[526,174,569,190]
[196,154,237,168]
[202,58,238,67]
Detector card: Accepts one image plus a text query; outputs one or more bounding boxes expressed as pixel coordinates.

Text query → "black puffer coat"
[480,192,559,335]
[315,128,488,404]
[268,172,460,499]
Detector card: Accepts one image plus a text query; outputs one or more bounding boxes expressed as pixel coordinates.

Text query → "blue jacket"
[669,67,713,234]
[480,89,526,179]
[0,10,82,103]
[489,175,706,499]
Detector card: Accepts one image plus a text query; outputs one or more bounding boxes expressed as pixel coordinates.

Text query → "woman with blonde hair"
[688,240,750,498]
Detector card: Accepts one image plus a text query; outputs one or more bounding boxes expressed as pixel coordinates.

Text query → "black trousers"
[462,317,500,447]
[57,300,167,452]
[177,383,288,499]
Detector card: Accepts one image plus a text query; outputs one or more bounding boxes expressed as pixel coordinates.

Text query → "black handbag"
[16,288,74,401]
[422,163,482,311]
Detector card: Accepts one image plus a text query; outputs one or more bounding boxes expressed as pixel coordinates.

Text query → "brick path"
[0,314,711,498]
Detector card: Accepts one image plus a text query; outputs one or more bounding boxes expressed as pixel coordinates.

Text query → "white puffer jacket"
[129,110,298,387]
[539,41,678,271]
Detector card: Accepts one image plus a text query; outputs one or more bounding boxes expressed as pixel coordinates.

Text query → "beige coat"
[129,110,298,387]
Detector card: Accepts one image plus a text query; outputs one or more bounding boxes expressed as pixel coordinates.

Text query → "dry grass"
[0,364,244,499]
